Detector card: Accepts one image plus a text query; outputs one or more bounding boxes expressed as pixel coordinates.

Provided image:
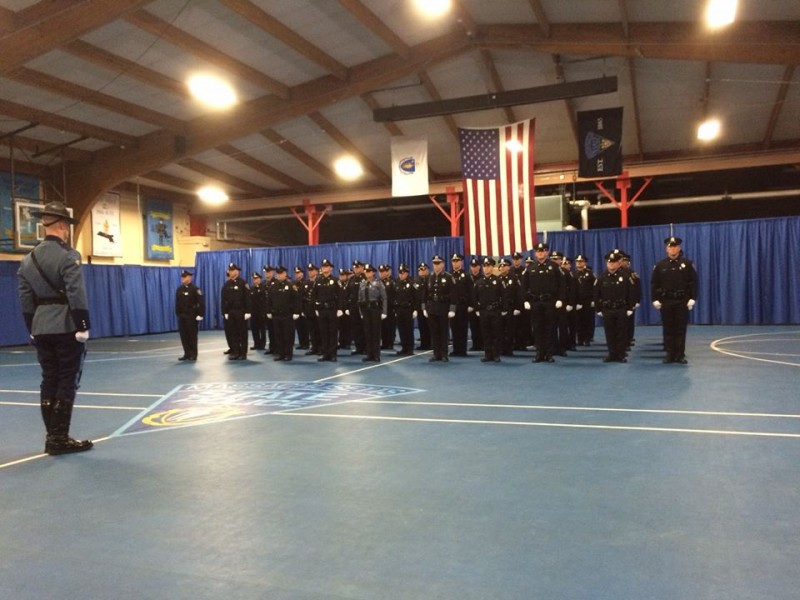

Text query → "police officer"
[467,257,484,351]
[262,265,276,353]
[249,272,268,351]
[267,266,301,361]
[521,242,564,363]
[594,251,636,363]
[472,257,505,363]
[449,253,471,357]
[423,255,456,362]
[312,259,342,362]
[573,254,596,346]
[651,236,698,364]
[17,201,93,455]
[337,267,351,349]
[379,264,396,350]
[175,269,204,361]
[346,260,366,355]
[393,264,417,356]
[293,267,309,350]
[560,255,578,351]
[300,263,320,355]
[221,262,251,360]
[548,251,572,357]
[415,263,431,350]
[359,264,388,362]
[498,258,522,356]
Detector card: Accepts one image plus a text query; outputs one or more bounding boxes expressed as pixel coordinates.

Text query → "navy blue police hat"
[451,253,464,261]
[534,242,549,251]
[228,262,240,271]
[574,254,587,262]
[483,257,496,266]
[275,266,287,274]
[252,272,261,279]
[665,236,682,246]
[320,259,333,268]
[352,260,363,268]
[364,263,376,272]
[398,263,410,273]
[418,262,429,271]
[263,265,274,272]
[512,251,523,259]
[180,269,193,277]
[431,255,444,264]
[469,257,480,267]
[605,251,622,262]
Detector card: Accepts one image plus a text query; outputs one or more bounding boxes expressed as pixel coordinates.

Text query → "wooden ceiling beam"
[138,171,200,193]
[124,9,291,99]
[176,158,274,196]
[360,93,404,137]
[763,65,796,149]
[626,58,644,160]
[0,156,51,177]
[6,67,185,133]
[418,70,460,142]
[219,0,349,81]
[307,111,390,184]
[216,143,311,192]
[0,131,91,162]
[260,128,337,181]
[63,39,187,98]
[526,0,551,38]
[0,6,14,33]
[552,54,579,148]
[451,0,479,37]
[478,48,516,123]
[618,0,630,38]
[0,0,151,75]
[478,22,800,65]
[0,98,137,147]
[337,0,411,59]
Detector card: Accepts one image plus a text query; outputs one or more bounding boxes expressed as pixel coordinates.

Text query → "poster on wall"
[145,198,173,260]
[91,192,122,257]
[1,172,40,252]
[14,199,74,250]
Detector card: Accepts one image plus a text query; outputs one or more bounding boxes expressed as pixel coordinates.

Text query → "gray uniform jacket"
[17,236,91,335]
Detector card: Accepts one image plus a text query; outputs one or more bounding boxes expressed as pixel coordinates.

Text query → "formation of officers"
[177,236,697,365]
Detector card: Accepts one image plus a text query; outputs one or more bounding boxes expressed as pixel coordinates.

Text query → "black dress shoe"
[662,357,674,364]
[274,356,284,361]
[304,350,316,355]
[188,357,197,361]
[228,354,240,360]
[224,349,232,354]
[284,356,292,362]
[45,436,93,456]
[481,357,492,362]
[442,356,449,362]
[676,357,688,364]
[317,356,328,362]
[178,356,188,361]
[428,357,440,362]
[603,355,613,363]
[545,356,555,363]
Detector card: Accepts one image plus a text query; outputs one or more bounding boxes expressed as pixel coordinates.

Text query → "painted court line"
[0,389,162,398]
[0,401,147,411]
[0,436,113,471]
[276,411,800,439]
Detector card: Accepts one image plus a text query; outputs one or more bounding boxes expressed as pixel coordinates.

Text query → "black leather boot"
[45,400,93,456]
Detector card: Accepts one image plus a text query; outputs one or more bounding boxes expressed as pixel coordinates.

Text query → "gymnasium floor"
[1,325,799,599]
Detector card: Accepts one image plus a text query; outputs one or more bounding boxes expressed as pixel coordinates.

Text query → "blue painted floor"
[1,325,799,599]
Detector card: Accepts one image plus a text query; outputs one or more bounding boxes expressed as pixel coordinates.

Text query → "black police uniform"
[293,270,310,350]
[18,204,93,455]
[249,275,268,350]
[521,250,565,362]
[574,259,596,346]
[651,240,697,364]
[267,271,301,361]
[393,268,417,355]
[221,269,251,360]
[499,264,522,356]
[468,261,484,351]
[311,265,342,361]
[473,264,505,362]
[359,270,388,362]
[175,273,205,360]
[414,266,431,350]
[594,254,636,362]
[379,269,397,349]
[423,260,456,362]
[346,265,366,354]
[300,267,320,354]
[449,256,472,356]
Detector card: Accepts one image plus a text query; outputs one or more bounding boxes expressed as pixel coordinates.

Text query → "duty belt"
[600,300,627,309]
[360,301,381,309]
[663,290,686,299]
[528,293,552,301]
[36,297,68,306]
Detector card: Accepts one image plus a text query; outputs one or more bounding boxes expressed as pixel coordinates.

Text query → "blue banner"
[0,172,40,253]
[145,198,173,260]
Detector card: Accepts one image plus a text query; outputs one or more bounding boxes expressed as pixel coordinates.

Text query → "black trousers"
[480,311,503,360]
[601,308,628,360]
[295,315,309,348]
[349,308,365,352]
[361,307,382,360]
[428,310,450,360]
[306,314,320,352]
[178,316,199,358]
[450,304,469,354]
[273,315,295,358]
[417,313,430,349]
[468,309,483,350]
[35,333,85,403]
[318,309,339,359]
[250,316,266,350]
[224,310,248,357]
[529,301,555,359]
[661,299,689,360]
[396,308,414,353]
[381,313,396,349]
[575,305,594,344]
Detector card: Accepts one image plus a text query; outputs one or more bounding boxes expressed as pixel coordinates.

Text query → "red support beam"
[291,199,330,245]
[594,171,653,228]
[429,185,464,237]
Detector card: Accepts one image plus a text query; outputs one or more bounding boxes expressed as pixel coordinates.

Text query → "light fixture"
[705,0,737,29]
[697,118,721,141]
[187,74,238,109]
[412,0,452,18]
[197,186,229,205]
[333,156,364,181]
[505,139,524,153]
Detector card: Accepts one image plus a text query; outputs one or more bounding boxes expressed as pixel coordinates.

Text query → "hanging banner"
[1,172,40,252]
[145,198,174,260]
[91,192,122,257]
[391,136,429,197]
[577,107,623,178]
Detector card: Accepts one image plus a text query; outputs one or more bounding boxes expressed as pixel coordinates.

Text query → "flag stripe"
[460,119,536,256]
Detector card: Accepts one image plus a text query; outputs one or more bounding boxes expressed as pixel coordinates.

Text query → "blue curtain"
[3,220,799,346]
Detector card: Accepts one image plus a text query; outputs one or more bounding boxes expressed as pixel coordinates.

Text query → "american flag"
[459,119,536,257]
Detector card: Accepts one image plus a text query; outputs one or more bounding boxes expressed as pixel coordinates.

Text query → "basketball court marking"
[710,330,800,367]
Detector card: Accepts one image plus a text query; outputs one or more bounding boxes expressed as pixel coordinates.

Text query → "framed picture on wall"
[14,200,74,250]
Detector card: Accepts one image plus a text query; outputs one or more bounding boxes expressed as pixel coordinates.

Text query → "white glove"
[381,314,387,320]
[687,299,696,310]
[224,313,229,320]
[316,310,320,317]
[555,300,563,309]
[501,311,508,316]
[292,314,300,320]
[626,310,633,316]
[267,313,273,319]
[345,309,350,316]
[566,305,573,312]
[423,310,428,318]
[524,301,531,310]
[576,304,583,310]
[475,310,480,317]
[590,302,595,308]
[467,306,474,313]
[195,316,203,321]
[75,330,89,343]
[244,313,251,320]
[336,310,343,317]
[412,310,418,319]
[652,300,662,310]
[447,311,455,319]
[597,311,603,317]
[635,303,640,309]
[513,309,520,316]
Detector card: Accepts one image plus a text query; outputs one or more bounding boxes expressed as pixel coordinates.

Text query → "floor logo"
[114,381,423,436]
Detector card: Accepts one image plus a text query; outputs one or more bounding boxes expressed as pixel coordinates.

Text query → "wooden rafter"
[479,48,516,124]
[763,65,796,149]
[418,71,460,142]
[0,130,91,163]
[337,0,411,59]
[360,93,404,137]
[139,171,201,193]
[260,128,337,182]
[307,111,390,184]
[618,0,630,38]
[176,158,274,196]
[216,143,311,192]
[626,58,644,160]
[219,0,349,81]
[124,9,291,99]
[526,0,551,38]
[552,54,579,148]
[451,0,479,37]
